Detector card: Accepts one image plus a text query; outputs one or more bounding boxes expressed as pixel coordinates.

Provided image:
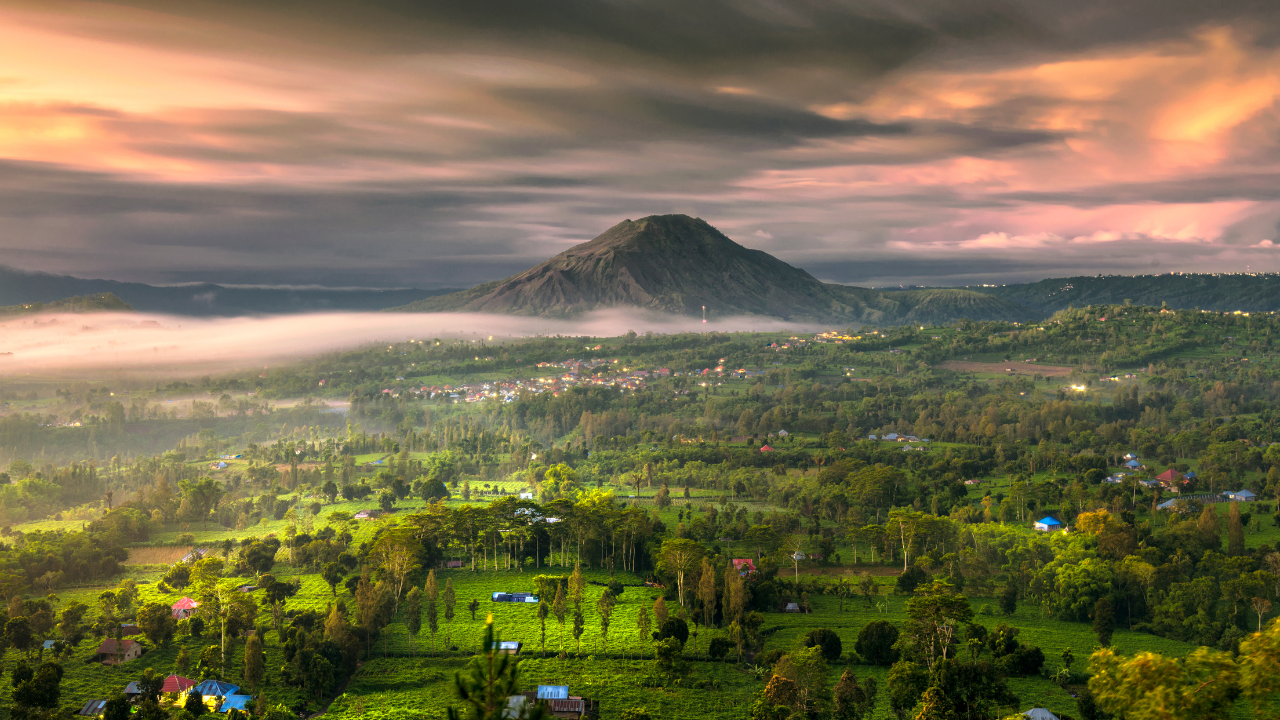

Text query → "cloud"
[0,309,819,377]
[1,1,1280,287]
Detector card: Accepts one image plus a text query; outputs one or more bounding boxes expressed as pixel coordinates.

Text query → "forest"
[1,302,1279,720]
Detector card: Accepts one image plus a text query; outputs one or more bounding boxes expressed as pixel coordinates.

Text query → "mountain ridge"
[390,214,1041,324]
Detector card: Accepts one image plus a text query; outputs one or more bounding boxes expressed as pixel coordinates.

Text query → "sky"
[3,0,1280,288]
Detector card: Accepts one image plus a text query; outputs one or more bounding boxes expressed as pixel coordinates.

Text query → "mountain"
[0,293,134,318]
[969,274,1280,314]
[391,214,1040,324]
[0,266,457,316]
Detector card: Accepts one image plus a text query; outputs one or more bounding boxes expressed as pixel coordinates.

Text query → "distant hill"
[391,214,1039,325]
[0,293,134,318]
[0,266,457,316]
[971,274,1280,313]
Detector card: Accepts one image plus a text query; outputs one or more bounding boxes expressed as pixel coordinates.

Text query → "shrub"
[802,628,843,663]
[708,637,733,661]
[996,645,1044,677]
[895,565,930,594]
[619,709,652,720]
[652,617,688,646]
[855,620,899,666]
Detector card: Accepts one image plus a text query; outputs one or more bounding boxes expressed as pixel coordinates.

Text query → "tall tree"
[446,621,547,720]
[404,587,423,657]
[443,578,457,650]
[243,631,265,692]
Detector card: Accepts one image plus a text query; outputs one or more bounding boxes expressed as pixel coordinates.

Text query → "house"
[353,509,383,521]
[759,445,775,452]
[161,675,195,695]
[1124,459,1142,469]
[1225,489,1258,501]
[1023,709,1060,720]
[491,592,539,603]
[120,623,141,635]
[1034,516,1063,532]
[868,435,877,440]
[42,639,56,651]
[732,559,757,576]
[1139,479,1161,488]
[94,638,143,665]
[193,680,240,699]
[219,695,253,713]
[123,682,143,700]
[1185,471,1198,480]
[784,602,802,613]
[498,641,523,654]
[777,430,789,437]
[519,492,534,500]
[171,597,200,619]
[443,560,465,569]
[236,585,257,593]
[884,433,900,440]
[1156,469,1183,485]
[78,700,109,717]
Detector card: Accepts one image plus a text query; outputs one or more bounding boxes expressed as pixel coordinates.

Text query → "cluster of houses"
[868,433,932,443]
[387,358,674,403]
[79,677,252,717]
[1157,489,1258,512]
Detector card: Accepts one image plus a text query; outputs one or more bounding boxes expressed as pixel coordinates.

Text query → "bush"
[619,709,652,720]
[652,618,688,646]
[802,628,843,663]
[708,637,733,661]
[756,649,786,670]
[896,565,930,594]
[855,620,899,666]
[997,645,1045,677]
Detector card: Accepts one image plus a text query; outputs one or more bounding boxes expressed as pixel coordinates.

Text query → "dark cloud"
[2,0,1279,289]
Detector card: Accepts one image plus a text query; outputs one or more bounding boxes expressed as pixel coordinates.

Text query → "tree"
[903,582,973,669]
[657,539,703,608]
[243,631,265,692]
[137,602,176,648]
[856,620,900,666]
[887,660,929,720]
[696,557,717,655]
[322,563,343,597]
[804,627,843,663]
[447,620,547,720]
[569,563,586,611]
[1088,647,1240,720]
[859,573,879,607]
[1229,501,1246,557]
[243,541,277,579]
[12,660,63,710]
[999,584,1017,616]
[444,578,457,649]
[372,528,421,611]
[553,584,567,656]
[597,592,616,653]
[103,694,131,720]
[404,587,423,657]
[572,610,585,655]
[6,615,33,658]
[426,570,440,655]
[179,477,224,528]
[537,601,550,657]
[653,637,687,680]
[636,603,652,660]
[912,686,956,720]
[773,646,829,715]
[1093,597,1115,647]
[833,669,878,720]
[185,689,207,716]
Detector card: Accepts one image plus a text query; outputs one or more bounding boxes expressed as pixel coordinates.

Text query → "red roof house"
[1156,469,1183,484]
[759,445,775,452]
[161,675,195,694]
[732,559,757,576]
[171,597,200,619]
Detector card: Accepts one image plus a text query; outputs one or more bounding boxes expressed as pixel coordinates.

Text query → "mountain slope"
[0,293,133,318]
[394,215,1040,324]
[0,266,457,316]
[973,274,1280,313]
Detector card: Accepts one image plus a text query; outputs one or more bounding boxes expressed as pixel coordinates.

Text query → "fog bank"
[0,310,821,377]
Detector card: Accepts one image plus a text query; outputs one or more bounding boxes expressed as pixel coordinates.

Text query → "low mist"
[0,310,820,378]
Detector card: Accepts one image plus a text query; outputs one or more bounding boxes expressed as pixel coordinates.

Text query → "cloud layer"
[0,310,814,377]
[2,1,1280,286]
